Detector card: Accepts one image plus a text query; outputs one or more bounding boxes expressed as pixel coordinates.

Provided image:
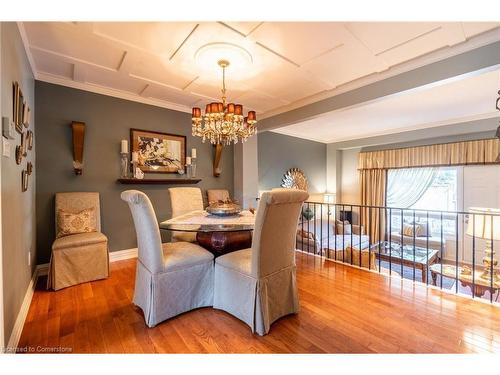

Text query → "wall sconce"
[71,121,85,175]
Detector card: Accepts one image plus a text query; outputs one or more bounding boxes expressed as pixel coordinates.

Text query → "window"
[387,167,459,236]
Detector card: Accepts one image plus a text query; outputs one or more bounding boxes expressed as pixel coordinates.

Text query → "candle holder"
[186,164,193,179]
[191,157,197,178]
[120,152,129,178]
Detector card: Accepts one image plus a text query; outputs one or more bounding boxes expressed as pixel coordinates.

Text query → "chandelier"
[191,60,257,145]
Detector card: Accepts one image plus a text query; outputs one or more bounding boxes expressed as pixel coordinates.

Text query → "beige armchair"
[47,192,109,290]
[213,188,309,335]
[168,187,204,242]
[207,189,230,204]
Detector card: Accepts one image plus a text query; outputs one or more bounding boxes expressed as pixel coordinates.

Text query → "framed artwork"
[130,128,186,173]
[26,130,34,150]
[13,82,23,133]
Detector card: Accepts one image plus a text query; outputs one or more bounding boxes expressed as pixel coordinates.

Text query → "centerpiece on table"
[206,198,242,217]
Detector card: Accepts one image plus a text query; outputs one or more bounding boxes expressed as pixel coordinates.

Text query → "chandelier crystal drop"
[191,60,257,146]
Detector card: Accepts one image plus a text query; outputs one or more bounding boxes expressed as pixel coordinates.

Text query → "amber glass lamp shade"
[210,103,219,113]
[217,102,224,113]
[205,104,211,114]
[192,107,201,119]
[227,103,235,113]
[234,104,243,116]
[247,110,256,124]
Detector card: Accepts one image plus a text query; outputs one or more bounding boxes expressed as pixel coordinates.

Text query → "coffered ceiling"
[20,22,500,117]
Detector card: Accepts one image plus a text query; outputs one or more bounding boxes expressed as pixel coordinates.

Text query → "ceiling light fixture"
[191,59,257,145]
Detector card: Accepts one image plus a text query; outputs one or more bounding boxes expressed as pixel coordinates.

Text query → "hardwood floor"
[18,252,500,353]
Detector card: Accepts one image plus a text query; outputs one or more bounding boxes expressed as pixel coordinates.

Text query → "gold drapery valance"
[358,138,500,170]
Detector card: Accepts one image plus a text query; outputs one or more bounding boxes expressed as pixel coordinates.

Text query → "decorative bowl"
[206,202,242,217]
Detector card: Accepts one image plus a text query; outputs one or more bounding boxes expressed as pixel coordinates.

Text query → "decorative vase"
[120,152,129,178]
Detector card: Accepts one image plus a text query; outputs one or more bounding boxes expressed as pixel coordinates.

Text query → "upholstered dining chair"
[121,190,214,327]
[168,187,204,242]
[207,189,230,204]
[48,192,109,291]
[213,188,309,335]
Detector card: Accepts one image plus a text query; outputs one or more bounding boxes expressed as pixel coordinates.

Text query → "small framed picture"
[21,170,28,192]
[26,130,33,150]
[13,82,22,133]
[23,103,30,128]
[27,161,33,175]
[17,93,24,131]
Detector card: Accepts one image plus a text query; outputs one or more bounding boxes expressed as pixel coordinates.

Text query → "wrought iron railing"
[296,201,500,304]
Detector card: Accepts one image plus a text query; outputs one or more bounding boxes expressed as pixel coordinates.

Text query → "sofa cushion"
[53,231,107,250]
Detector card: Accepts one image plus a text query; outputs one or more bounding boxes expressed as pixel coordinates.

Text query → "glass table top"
[372,241,439,264]
[159,222,254,233]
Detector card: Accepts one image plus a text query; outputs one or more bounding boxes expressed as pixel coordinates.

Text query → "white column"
[233,135,259,209]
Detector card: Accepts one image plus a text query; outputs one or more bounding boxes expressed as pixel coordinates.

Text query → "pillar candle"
[186,156,191,165]
[191,148,197,158]
[121,140,128,153]
[132,151,138,163]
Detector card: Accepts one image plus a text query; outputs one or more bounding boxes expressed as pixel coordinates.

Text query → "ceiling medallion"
[281,168,308,191]
[191,60,257,145]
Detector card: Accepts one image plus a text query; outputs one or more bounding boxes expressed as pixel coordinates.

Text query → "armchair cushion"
[52,232,107,250]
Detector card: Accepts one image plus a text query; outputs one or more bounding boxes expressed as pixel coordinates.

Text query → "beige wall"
[339,148,361,205]
[1,22,36,347]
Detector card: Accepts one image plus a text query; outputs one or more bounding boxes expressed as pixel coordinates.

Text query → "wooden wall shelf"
[117,178,201,185]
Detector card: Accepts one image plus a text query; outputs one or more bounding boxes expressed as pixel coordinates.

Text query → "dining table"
[159,210,256,256]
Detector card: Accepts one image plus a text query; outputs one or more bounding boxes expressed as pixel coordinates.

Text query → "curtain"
[360,169,387,244]
[386,167,438,208]
[358,138,498,170]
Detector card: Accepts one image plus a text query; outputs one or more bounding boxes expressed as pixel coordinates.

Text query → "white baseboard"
[109,248,138,262]
[5,248,138,351]
[5,264,46,352]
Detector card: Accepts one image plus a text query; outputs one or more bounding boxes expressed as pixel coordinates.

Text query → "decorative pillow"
[57,208,97,238]
[336,223,352,235]
[401,223,429,237]
[297,229,315,240]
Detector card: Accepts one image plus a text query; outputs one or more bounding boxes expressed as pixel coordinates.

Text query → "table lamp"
[466,207,500,281]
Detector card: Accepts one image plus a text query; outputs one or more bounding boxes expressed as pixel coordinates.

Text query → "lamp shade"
[466,207,500,240]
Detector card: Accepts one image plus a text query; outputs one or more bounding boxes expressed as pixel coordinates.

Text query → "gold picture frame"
[130,128,186,173]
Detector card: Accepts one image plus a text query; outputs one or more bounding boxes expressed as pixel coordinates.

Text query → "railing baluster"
[307,202,310,254]
[472,213,476,299]
[440,212,443,289]
[342,205,345,264]
[359,206,363,268]
[426,211,429,286]
[379,207,382,272]
[368,206,372,271]
[413,210,416,282]
[350,205,354,266]
[401,208,404,278]
[327,202,330,260]
[455,213,459,294]
[314,203,318,256]
[389,208,392,276]
[490,215,494,303]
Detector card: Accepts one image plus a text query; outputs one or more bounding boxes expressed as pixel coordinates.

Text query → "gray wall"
[1,23,36,347]
[258,131,326,194]
[35,81,234,264]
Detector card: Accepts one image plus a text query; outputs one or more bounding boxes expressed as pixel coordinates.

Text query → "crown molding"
[36,72,193,114]
[17,22,37,77]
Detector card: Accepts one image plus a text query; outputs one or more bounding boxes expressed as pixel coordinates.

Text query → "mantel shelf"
[117,178,202,185]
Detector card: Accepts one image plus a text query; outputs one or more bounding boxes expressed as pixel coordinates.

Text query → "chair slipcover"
[207,189,230,204]
[47,192,109,290]
[168,187,204,242]
[213,188,309,335]
[121,190,214,327]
